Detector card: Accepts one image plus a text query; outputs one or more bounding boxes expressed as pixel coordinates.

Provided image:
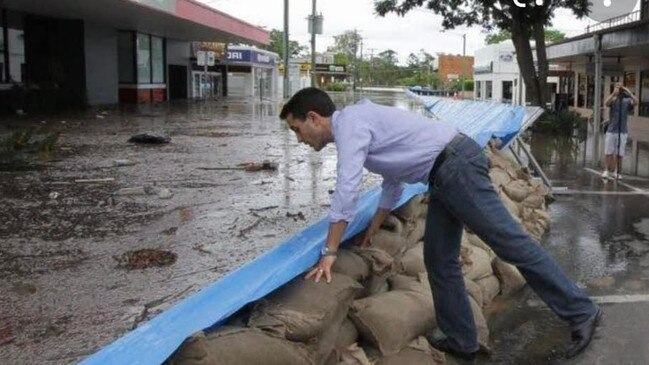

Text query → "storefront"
[314,63,351,88]
[223,46,278,99]
[0,0,269,111]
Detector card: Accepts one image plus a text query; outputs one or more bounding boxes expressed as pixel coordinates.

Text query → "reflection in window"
[475,80,481,99]
[152,36,164,83]
[137,33,151,84]
[640,71,649,117]
[486,80,492,99]
[118,31,135,83]
[502,81,513,103]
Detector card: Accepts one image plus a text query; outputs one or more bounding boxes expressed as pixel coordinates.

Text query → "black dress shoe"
[425,334,477,362]
[566,307,603,358]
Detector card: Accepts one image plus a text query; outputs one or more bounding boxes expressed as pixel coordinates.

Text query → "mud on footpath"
[0,94,408,364]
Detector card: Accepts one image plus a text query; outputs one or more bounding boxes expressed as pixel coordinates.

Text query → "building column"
[573,70,579,108]
[593,34,603,167]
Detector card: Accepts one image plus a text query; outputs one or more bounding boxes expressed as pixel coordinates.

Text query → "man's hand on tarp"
[305,255,337,283]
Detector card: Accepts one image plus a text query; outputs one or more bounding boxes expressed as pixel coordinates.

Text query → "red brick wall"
[438,55,474,85]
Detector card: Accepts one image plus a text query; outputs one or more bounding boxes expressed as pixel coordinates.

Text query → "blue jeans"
[423,134,597,352]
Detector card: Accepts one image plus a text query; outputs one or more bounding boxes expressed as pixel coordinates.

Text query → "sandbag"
[397,242,426,277]
[461,245,493,281]
[332,249,371,282]
[475,275,500,307]
[334,317,359,350]
[464,277,483,308]
[169,328,315,365]
[248,273,362,341]
[380,214,404,234]
[369,229,409,258]
[349,285,435,355]
[492,258,526,296]
[354,247,394,275]
[332,343,372,365]
[394,195,427,222]
[503,180,532,202]
[405,219,426,247]
[521,194,545,209]
[463,232,495,260]
[489,167,512,188]
[363,272,392,297]
[375,336,445,365]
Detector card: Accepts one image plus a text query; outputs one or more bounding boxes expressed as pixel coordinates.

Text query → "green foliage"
[463,79,474,92]
[530,110,587,136]
[266,29,307,59]
[333,53,350,66]
[328,30,362,60]
[324,81,349,92]
[485,29,566,45]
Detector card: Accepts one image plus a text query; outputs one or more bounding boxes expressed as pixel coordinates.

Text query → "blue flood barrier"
[81,93,531,365]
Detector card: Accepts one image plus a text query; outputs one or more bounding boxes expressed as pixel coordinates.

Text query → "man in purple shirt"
[280,87,600,361]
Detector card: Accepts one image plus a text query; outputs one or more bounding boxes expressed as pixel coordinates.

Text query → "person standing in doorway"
[281,87,601,361]
[602,82,638,179]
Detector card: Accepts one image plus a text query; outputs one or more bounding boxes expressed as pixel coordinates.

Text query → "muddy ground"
[0,92,421,364]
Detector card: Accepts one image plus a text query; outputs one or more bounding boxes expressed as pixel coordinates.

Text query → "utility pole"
[359,38,363,91]
[283,0,290,98]
[461,33,466,97]
[310,0,317,88]
[367,47,376,86]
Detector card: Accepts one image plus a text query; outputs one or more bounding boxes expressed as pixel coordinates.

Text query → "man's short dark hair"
[279,87,336,121]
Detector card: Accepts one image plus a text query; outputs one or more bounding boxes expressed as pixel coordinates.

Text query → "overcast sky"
[198,0,596,65]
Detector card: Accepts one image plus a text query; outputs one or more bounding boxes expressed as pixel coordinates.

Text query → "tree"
[485,29,566,44]
[328,30,363,61]
[266,29,308,59]
[375,0,589,107]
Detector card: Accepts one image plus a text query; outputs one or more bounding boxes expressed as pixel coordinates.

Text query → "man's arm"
[360,207,391,247]
[604,91,617,107]
[623,86,639,105]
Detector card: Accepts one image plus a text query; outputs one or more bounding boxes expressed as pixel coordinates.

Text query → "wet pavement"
[1,93,649,364]
[484,133,649,364]
[0,92,423,364]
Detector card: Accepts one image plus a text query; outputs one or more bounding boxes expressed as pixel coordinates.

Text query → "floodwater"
[1,93,648,364]
[0,91,422,364]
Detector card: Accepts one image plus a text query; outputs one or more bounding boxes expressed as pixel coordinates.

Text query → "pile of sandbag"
[169,145,551,365]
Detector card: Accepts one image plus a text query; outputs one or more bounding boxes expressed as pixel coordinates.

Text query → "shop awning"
[2,0,269,45]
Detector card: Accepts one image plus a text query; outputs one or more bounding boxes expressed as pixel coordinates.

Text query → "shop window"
[137,33,151,84]
[502,81,513,103]
[640,70,649,117]
[118,31,135,83]
[486,80,492,99]
[0,11,25,83]
[624,71,636,95]
[578,73,586,107]
[475,80,481,99]
[152,36,164,83]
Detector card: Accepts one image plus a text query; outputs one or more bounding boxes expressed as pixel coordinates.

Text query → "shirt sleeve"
[379,178,404,210]
[328,118,371,223]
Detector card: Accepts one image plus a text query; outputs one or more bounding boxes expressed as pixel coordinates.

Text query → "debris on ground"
[286,211,306,221]
[157,188,173,199]
[49,192,60,199]
[113,159,137,167]
[241,160,278,172]
[0,322,15,346]
[197,160,278,172]
[114,249,177,270]
[128,132,171,144]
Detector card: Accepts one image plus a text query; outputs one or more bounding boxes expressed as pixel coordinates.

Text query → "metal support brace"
[510,136,553,189]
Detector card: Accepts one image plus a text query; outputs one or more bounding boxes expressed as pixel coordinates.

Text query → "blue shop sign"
[226,49,276,66]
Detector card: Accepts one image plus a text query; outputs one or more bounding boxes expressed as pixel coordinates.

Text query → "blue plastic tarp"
[408,90,527,147]
[81,93,528,365]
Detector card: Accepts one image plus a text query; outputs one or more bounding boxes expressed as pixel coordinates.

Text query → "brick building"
[433,54,474,88]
